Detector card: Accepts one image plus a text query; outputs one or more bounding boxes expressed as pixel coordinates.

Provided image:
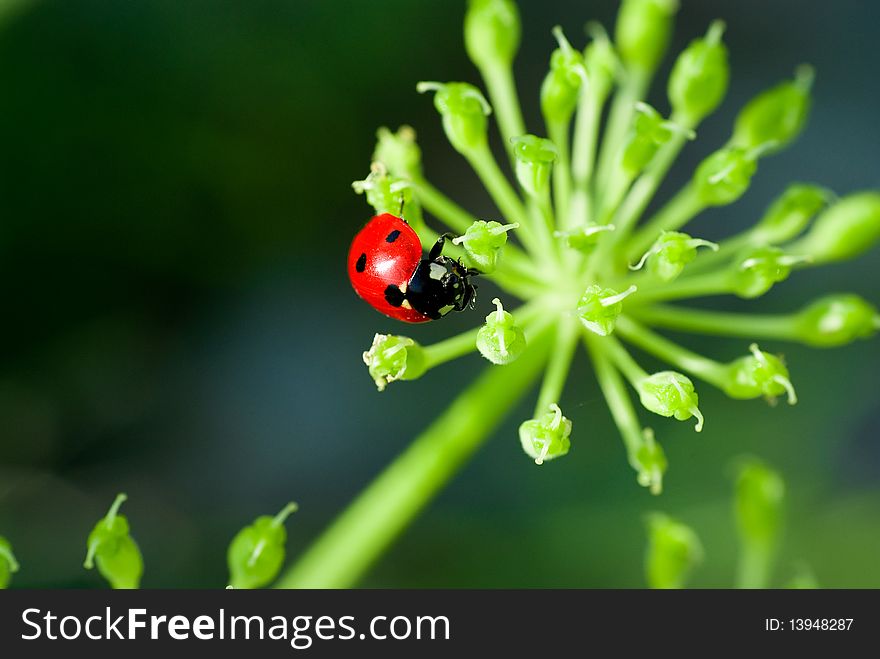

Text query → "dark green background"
[0,0,877,587]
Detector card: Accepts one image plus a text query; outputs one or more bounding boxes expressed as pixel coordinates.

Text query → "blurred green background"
[0,0,877,588]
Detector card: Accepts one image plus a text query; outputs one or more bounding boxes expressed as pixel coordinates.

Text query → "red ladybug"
[347,213,478,323]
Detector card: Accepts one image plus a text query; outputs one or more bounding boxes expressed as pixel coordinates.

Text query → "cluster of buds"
[349,0,879,497]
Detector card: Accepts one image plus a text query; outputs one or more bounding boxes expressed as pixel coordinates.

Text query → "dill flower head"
[349,0,880,497]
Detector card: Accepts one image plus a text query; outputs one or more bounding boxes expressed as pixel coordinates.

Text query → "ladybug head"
[404,236,480,320]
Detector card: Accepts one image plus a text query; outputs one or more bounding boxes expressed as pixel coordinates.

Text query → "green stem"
[423,301,544,370]
[630,305,798,341]
[480,62,527,162]
[569,87,606,229]
[630,270,731,305]
[534,317,579,414]
[547,118,572,230]
[411,176,477,234]
[276,327,553,588]
[625,184,704,261]
[736,545,772,589]
[594,68,649,198]
[585,335,651,483]
[615,315,727,386]
[599,334,647,385]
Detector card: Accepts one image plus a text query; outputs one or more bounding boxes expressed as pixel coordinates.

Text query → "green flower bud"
[464,0,521,70]
[645,513,702,589]
[637,371,704,431]
[791,191,880,264]
[452,220,518,272]
[576,284,638,336]
[519,403,572,465]
[734,458,784,555]
[793,294,880,347]
[476,298,527,365]
[540,27,588,124]
[556,222,616,251]
[228,502,298,589]
[732,65,814,153]
[751,182,831,244]
[352,162,413,216]
[729,245,809,299]
[417,81,492,155]
[615,0,679,74]
[362,334,427,392]
[723,344,797,404]
[0,536,20,589]
[668,20,729,124]
[630,230,718,281]
[373,126,422,178]
[633,427,667,495]
[510,134,557,198]
[620,103,693,175]
[583,23,619,98]
[83,494,143,590]
[693,146,766,207]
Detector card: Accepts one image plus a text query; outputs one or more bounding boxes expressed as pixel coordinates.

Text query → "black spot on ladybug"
[355,253,367,273]
[384,284,405,307]
[385,230,401,243]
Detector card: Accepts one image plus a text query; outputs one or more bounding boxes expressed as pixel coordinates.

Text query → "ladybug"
[348,213,478,323]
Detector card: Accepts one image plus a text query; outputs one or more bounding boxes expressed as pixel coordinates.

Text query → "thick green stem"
[569,88,606,229]
[547,118,572,230]
[616,315,727,386]
[276,328,552,588]
[736,545,773,589]
[630,305,797,341]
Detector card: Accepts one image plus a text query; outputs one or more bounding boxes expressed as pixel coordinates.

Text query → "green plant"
[645,457,809,588]
[277,0,879,588]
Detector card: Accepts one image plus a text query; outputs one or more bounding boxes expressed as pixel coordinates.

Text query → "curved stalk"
[276,326,553,588]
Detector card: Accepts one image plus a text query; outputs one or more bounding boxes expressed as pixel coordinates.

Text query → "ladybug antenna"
[398,194,405,218]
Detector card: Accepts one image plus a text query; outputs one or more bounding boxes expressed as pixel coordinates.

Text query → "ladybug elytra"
[347,213,478,323]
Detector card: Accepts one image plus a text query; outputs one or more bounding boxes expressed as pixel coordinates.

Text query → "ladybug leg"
[458,283,477,311]
[429,233,456,260]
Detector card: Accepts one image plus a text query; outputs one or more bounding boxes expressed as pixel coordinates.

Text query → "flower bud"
[476,298,527,365]
[417,82,492,155]
[722,344,797,404]
[83,494,143,589]
[583,23,619,98]
[464,0,521,70]
[620,103,690,176]
[645,513,702,589]
[637,371,704,431]
[693,146,763,207]
[0,536,19,589]
[557,222,616,251]
[452,220,518,272]
[668,20,729,124]
[732,65,813,153]
[630,230,718,281]
[793,294,880,347]
[540,27,588,125]
[790,191,880,264]
[729,245,808,299]
[751,182,831,245]
[362,334,427,392]
[510,134,557,198]
[734,458,784,555]
[228,502,298,589]
[576,284,638,336]
[373,126,422,178]
[519,403,572,465]
[352,162,413,216]
[615,0,679,74]
[633,427,667,495]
